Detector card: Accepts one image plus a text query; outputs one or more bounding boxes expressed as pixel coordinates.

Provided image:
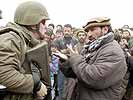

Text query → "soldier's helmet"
[14,1,49,25]
[83,17,111,32]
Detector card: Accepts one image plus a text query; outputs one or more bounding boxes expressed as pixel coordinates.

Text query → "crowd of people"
[0,1,133,100]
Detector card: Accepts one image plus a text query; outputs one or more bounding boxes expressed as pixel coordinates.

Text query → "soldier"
[55,17,128,100]
[0,1,50,100]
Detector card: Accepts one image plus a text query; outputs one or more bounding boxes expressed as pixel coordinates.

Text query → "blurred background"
[0,0,133,28]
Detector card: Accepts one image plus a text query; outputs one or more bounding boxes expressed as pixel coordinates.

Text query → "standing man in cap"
[74,29,87,54]
[0,1,51,100]
[55,17,128,100]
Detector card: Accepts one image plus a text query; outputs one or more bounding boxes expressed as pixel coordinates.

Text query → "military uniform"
[0,22,38,100]
[0,1,50,100]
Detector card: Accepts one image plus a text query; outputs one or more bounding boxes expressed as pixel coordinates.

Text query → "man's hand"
[66,44,78,55]
[52,50,68,60]
[60,49,68,54]
[36,82,47,99]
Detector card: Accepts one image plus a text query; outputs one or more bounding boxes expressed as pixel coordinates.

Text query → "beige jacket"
[0,22,40,100]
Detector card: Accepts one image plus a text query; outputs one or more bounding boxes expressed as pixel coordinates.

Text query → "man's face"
[77,32,87,43]
[63,27,72,37]
[119,39,128,49]
[39,22,47,35]
[122,31,131,39]
[87,26,108,39]
[48,25,54,31]
[31,20,47,40]
[55,32,63,38]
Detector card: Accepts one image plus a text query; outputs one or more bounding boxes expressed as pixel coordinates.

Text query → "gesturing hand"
[52,50,68,60]
[66,44,78,55]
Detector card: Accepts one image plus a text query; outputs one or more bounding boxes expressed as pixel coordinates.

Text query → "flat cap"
[83,17,111,32]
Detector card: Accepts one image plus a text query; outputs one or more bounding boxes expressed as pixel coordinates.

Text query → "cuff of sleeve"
[69,54,83,65]
[34,81,41,92]
[33,74,41,92]
[69,54,83,72]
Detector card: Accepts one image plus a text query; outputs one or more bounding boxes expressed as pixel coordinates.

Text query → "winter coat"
[61,33,128,100]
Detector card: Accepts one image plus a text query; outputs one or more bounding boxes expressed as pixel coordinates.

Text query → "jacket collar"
[85,32,114,52]
[6,22,40,47]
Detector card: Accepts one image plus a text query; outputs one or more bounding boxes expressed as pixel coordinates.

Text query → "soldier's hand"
[37,82,47,99]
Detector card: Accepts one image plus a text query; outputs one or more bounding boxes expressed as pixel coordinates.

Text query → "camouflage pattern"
[14,1,49,25]
[0,1,51,100]
[0,22,40,100]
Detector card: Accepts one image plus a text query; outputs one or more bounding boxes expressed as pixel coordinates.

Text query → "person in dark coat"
[55,17,128,100]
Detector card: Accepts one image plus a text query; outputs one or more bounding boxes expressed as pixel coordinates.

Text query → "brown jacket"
[61,34,128,100]
[0,22,40,100]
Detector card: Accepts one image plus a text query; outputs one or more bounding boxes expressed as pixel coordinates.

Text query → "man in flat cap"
[74,29,87,54]
[56,17,128,100]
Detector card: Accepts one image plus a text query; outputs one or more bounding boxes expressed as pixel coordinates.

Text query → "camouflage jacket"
[0,22,40,100]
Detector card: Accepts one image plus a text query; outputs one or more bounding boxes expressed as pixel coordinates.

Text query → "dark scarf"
[82,32,114,62]
[84,32,114,52]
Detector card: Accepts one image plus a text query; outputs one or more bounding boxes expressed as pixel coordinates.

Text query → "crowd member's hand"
[66,44,78,55]
[123,39,128,46]
[36,82,47,99]
[73,45,79,54]
[52,50,68,60]
[60,49,68,54]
